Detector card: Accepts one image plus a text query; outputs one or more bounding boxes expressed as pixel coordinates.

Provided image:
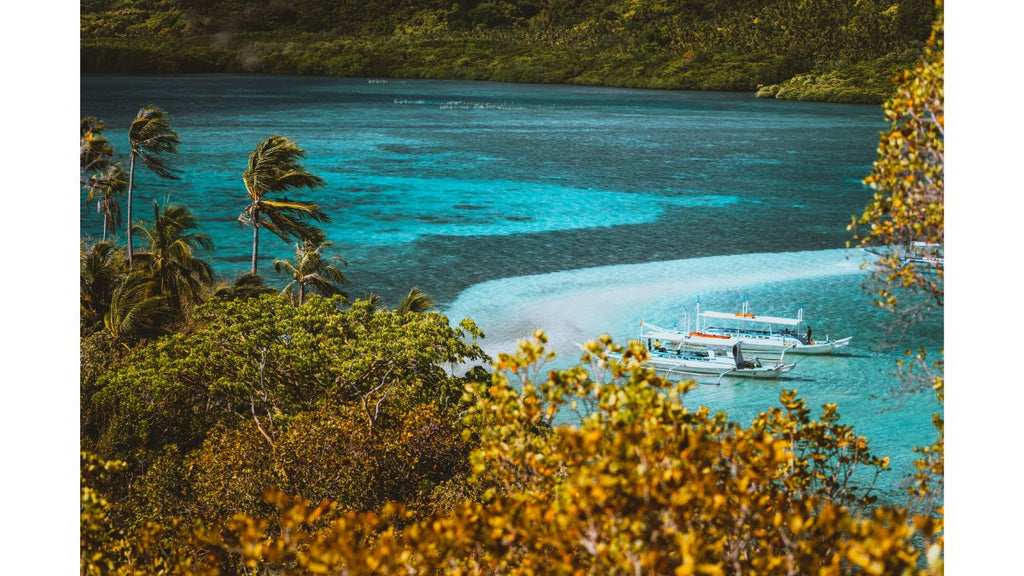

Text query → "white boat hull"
[642,301,853,357]
[612,352,796,380]
[686,334,852,355]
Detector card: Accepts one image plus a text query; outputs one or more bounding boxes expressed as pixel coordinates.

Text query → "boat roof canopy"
[699,310,802,326]
[640,322,688,339]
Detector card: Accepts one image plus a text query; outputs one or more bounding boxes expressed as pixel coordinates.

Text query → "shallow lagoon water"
[81,75,942,503]
[81,75,884,302]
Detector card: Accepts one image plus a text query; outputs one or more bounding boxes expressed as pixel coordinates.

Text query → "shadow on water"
[765,375,817,384]
[819,352,874,359]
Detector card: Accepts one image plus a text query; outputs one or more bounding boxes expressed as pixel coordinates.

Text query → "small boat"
[613,340,796,381]
[866,242,943,273]
[642,297,852,355]
[902,242,943,272]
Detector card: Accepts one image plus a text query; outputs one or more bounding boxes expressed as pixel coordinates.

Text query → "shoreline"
[81,36,913,106]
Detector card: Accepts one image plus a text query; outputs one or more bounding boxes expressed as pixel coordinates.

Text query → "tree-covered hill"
[81,0,937,103]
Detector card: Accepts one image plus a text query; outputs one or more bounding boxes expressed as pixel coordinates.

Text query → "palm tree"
[104,272,170,345]
[132,202,214,314]
[127,105,180,265]
[81,241,126,334]
[82,115,122,240]
[273,240,348,305]
[86,163,128,242]
[397,286,434,314]
[81,116,114,174]
[239,135,329,275]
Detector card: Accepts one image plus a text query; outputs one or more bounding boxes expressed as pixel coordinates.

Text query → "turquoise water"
[81,75,942,503]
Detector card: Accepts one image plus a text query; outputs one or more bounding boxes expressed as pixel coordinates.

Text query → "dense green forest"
[80,6,944,572]
[81,0,936,103]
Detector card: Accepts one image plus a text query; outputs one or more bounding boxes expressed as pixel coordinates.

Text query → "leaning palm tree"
[396,286,435,314]
[273,240,348,306]
[126,105,181,265]
[132,202,214,314]
[82,116,119,235]
[239,135,329,275]
[86,163,128,241]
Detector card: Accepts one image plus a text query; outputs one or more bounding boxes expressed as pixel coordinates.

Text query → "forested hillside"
[81,0,936,103]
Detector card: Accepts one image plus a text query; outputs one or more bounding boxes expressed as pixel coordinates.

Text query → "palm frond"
[212,273,277,301]
[397,286,435,314]
[129,105,181,180]
[243,135,326,200]
[265,171,327,193]
[81,116,106,136]
[274,240,349,305]
[261,205,327,244]
[99,195,122,236]
[104,272,169,342]
[303,275,348,299]
[81,116,114,173]
[273,258,298,275]
[259,199,331,222]
[132,201,215,312]
[87,162,128,202]
[361,292,384,312]
[81,241,126,331]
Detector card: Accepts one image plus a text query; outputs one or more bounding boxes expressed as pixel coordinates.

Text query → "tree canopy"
[82,332,943,575]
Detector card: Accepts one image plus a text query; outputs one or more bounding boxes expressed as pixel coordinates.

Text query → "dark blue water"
[80,75,942,503]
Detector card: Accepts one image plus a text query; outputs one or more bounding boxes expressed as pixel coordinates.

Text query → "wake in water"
[392,97,525,110]
[444,248,875,365]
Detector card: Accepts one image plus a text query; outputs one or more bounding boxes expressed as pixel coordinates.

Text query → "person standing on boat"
[806,325,813,344]
[732,343,756,369]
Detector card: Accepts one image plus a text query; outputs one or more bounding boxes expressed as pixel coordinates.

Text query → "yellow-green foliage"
[848,0,943,550]
[86,295,486,463]
[81,293,491,565]
[756,50,922,104]
[81,452,125,575]
[83,334,943,574]
[851,2,944,314]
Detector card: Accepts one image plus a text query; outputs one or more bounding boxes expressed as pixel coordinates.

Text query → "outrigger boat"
[866,242,943,273]
[616,339,795,381]
[642,297,852,355]
[902,242,943,272]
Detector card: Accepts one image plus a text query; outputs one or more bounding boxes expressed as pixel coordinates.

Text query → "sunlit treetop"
[851,1,943,318]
